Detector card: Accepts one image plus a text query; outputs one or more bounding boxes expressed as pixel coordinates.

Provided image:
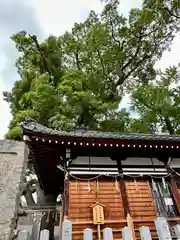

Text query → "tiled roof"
[20,119,180,142]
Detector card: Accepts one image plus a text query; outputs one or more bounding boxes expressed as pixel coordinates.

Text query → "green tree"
[4,0,180,206]
[143,0,180,21]
[130,65,180,134]
[4,0,180,140]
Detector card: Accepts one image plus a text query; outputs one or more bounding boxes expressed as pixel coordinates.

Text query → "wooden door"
[125,179,157,218]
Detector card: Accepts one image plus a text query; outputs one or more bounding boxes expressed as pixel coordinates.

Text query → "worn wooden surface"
[68,178,157,239]
[69,179,124,220]
[125,180,157,239]
[125,180,156,218]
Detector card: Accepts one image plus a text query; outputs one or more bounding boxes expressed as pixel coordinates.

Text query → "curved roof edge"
[20,119,180,142]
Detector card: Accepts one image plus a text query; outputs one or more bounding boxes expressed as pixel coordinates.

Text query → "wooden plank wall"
[69,178,124,221]
[69,178,125,239]
[68,178,157,239]
[125,179,156,219]
[125,179,157,239]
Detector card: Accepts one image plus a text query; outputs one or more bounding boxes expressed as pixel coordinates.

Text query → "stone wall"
[0,140,26,240]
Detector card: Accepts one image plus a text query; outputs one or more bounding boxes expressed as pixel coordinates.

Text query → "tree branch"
[116,39,142,86]
[164,6,180,19]
[96,48,106,78]
[129,22,162,39]
[29,34,53,81]
[109,17,121,49]
[74,47,81,70]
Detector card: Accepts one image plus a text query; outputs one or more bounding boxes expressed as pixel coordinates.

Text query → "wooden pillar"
[116,159,130,217]
[127,213,136,240]
[116,159,136,239]
[59,157,70,240]
[63,172,69,219]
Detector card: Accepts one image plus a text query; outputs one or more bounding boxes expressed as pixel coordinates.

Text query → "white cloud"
[0,0,44,139]
[0,83,12,139]
[155,34,180,70]
[31,0,103,36]
[31,0,142,36]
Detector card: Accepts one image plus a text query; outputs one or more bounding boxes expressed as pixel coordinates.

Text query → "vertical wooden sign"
[91,202,105,240]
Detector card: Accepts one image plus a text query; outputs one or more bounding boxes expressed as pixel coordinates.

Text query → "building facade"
[21,119,180,239]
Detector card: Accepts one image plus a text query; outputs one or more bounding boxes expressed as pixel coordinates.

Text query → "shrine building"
[21,119,180,239]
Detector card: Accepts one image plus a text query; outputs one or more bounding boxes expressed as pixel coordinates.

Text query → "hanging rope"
[162,177,166,188]
[147,173,171,179]
[68,172,102,181]
[88,180,91,192]
[134,178,138,191]
[169,167,180,177]
[96,178,100,194]
[115,177,120,192]
[57,164,177,181]
[75,179,78,190]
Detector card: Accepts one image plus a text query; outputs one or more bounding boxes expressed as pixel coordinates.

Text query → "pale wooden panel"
[125,180,157,219]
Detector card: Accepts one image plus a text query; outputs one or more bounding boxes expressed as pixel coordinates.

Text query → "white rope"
[68,172,103,181]
[57,164,173,181]
[169,166,180,177]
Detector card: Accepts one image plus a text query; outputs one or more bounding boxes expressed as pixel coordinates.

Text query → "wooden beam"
[127,213,136,240]
[116,159,130,217]
[63,172,69,220]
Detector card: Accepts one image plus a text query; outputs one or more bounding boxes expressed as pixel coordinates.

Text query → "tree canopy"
[3,0,180,140]
[4,0,180,208]
[130,65,180,134]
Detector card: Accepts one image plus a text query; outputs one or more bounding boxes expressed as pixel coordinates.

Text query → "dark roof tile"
[20,119,180,142]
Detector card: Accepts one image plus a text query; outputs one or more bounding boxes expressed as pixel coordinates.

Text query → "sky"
[0,0,180,138]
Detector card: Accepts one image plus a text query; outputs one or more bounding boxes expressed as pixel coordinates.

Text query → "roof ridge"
[20,119,180,142]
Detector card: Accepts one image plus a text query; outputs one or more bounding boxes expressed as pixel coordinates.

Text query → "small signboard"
[91,202,105,225]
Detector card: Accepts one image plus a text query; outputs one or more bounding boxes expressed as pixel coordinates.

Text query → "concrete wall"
[0,140,26,240]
